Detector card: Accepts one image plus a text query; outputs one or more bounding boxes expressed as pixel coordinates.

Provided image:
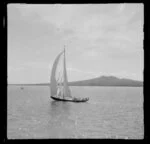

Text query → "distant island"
[68,76,143,87]
[9,76,143,87]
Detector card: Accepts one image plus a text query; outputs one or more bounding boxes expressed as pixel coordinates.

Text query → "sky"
[7,4,143,84]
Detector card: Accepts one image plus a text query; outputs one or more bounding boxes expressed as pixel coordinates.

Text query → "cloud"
[118,3,126,12]
[67,67,99,81]
[8,65,25,73]
[8,4,143,51]
[80,49,99,61]
[67,67,97,76]
[8,62,51,84]
[8,4,143,83]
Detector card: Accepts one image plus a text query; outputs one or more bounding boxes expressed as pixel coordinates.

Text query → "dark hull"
[50,96,89,102]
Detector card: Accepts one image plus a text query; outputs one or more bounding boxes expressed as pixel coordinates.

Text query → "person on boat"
[56,83,63,98]
[56,88,60,97]
[73,97,77,101]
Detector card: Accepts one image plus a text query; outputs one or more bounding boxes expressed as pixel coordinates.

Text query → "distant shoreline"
[8,76,143,87]
[7,84,143,87]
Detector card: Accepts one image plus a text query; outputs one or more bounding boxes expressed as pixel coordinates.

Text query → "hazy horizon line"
[7,75,143,85]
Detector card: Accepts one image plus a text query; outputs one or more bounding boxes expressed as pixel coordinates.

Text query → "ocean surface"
[7,86,144,139]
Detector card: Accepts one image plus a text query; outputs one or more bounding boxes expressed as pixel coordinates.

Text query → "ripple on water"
[8,86,143,139]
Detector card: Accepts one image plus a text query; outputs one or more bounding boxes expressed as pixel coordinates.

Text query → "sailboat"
[50,47,89,102]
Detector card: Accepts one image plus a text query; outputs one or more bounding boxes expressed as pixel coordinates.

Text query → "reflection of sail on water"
[50,48,72,100]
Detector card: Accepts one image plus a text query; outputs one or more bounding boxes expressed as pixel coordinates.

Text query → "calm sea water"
[7,86,143,139]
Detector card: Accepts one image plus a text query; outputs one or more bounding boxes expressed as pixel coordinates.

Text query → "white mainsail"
[50,48,72,99]
[50,51,64,96]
